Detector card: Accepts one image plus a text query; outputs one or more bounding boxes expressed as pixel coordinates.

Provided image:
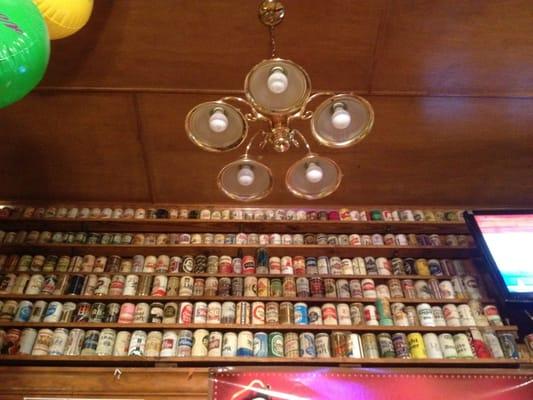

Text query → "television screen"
[465,211,533,302]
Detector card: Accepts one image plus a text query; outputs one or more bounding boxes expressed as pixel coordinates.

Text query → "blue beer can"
[294,302,309,325]
[253,332,268,357]
[299,332,316,358]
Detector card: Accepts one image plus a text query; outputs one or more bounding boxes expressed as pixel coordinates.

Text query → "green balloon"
[0,0,50,108]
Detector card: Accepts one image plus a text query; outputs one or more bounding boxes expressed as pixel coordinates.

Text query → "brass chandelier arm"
[243,130,270,158]
[220,96,270,124]
[286,91,337,125]
[291,129,313,155]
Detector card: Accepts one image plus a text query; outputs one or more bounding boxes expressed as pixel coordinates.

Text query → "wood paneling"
[372,0,533,95]
[0,367,209,399]
[0,93,151,202]
[40,0,384,91]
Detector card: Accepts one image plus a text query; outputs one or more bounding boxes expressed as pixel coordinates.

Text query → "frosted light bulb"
[331,105,351,129]
[267,68,288,94]
[306,163,323,183]
[237,165,255,186]
[209,109,228,133]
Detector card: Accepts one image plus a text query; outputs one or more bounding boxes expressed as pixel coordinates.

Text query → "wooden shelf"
[0,271,459,281]
[0,244,477,258]
[0,294,494,304]
[0,322,517,332]
[0,218,470,234]
[0,355,520,368]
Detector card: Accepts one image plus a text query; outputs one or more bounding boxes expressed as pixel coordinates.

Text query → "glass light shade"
[311,94,374,148]
[218,157,273,201]
[185,101,248,152]
[286,154,342,200]
[244,58,311,115]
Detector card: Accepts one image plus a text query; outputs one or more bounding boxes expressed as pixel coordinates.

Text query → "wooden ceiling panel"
[0,93,150,202]
[372,0,533,95]
[138,93,533,206]
[40,0,384,92]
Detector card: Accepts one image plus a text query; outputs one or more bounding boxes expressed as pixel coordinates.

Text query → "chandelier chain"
[269,25,277,58]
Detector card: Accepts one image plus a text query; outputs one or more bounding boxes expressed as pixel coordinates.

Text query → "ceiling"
[1,0,532,206]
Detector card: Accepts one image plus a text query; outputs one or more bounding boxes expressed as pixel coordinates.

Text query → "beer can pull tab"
[113,368,122,380]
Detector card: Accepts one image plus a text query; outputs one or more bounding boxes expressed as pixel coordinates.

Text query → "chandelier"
[185,0,374,201]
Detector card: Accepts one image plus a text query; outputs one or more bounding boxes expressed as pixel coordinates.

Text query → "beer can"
[268,257,281,274]
[468,300,489,326]
[361,333,379,359]
[282,277,296,297]
[167,277,180,296]
[218,277,231,296]
[423,333,443,359]
[443,304,461,326]
[279,302,294,325]
[244,276,257,297]
[377,333,395,358]
[310,277,325,297]
[317,256,329,275]
[497,332,519,359]
[469,327,491,358]
[483,305,503,326]
[14,300,33,322]
[94,276,111,296]
[193,302,207,324]
[253,332,268,357]
[133,302,150,323]
[337,303,352,326]
[251,301,265,325]
[18,328,38,355]
[118,302,135,323]
[376,298,393,326]
[257,278,270,297]
[453,333,474,358]
[417,303,435,327]
[438,280,455,299]
[151,275,167,297]
[431,306,447,326]
[222,332,237,357]
[463,275,482,300]
[179,302,193,324]
[438,333,458,359]
[323,278,337,298]
[392,333,410,359]
[451,276,466,299]
[89,302,106,323]
[284,332,299,358]
[104,303,120,323]
[237,331,253,357]
[321,303,337,325]
[176,330,193,357]
[414,280,432,299]
[361,278,376,298]
[296,277,310,297]
[205,277,218,296]
[306,306,321,325]
[25,274,44,295]
[268,332,284,357]
[331,332,348,357]
[407,332,427,359]
[457,304,476,326]
[221,301,236,324]
[128,330,147,356]
[206,302,221,324]
[294,302,308,325]
[315,332,331,358]
[347,333,363,358]
[207,331,223,357]
[363,304,379,326]
[482,330,504,359]
[149,302,164,323]
[32,328,54,355]
[43,301,63,323]
[376,284,391,299]
[236,301,251,325]
[160,330,178,357]
[123,274,138,296]
[96,328,116,356]
[178,276,193,296]
[145,331,163,357]
[336,279,350,298]
[265,302,279,324]
[329,257,342,274]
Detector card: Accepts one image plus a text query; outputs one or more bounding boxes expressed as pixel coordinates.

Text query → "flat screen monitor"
[464,210,533,302]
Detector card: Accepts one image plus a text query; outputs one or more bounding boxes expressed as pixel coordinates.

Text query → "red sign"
[210,367,533,400]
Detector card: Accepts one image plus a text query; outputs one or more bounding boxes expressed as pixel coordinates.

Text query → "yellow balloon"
[33,0,93,40]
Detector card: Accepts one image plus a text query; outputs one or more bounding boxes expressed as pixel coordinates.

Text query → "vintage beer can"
[149,302,164,323]
[145,331,163,357]
[94,276,111,296]
[282,277,296,297]
[468,300,489,326]
[346,333,363,358]
[376,298,393,326]
[482,330,504,359]
[363,305,379,326]
[128,330,147,356]
[283,332,298,358]
[296,277,310,297]
[204,277,218,297]
[414,280,432,299]
[361,278,376,298]
[13,300,32,322]
[221,301,236,324]
[431,306,447,326]
[377,333,395,358]
[423,333,443,359]
[176,330,193,357]
[207,331,222,357]
[437,333,458,359]
[27,300,46,323]
[18,328,37,355]
[361,333,379,359]
[179,302,193,324]
[417,303,435,327]
[310,277,325,297]
[236,301,251,325]
[123,274,138,296]
[244,276,257,297]
[43,301,62,323]
[257,278,270,297]
[103,303,120,323]
[457,304,476,326]
[167,276,180,296]
[268,332,284,357]
[376,284,391,299]
[279,302,294,325]
[453,333,474,358]
[321,303,337,325]
[160,330,178,357]
[294,302,308,325]
[483,305,503,326]
[251,301,265,325]
[498,332,519,359]
[89,302,106,323]
[443,303,461,326]
[253,332,268,357]
[336,279,350,298]
[407,332,427,359]
[96,328,116,356]
[31,328,54,355]
[330,332,347,358]
[178,276,193,296]
[133,302,150,323]
[469,328,491,358]
[265,302,279,324]
[25,274,44,295]
[221,332,237,357]
[206,301,221,324]
[237,331,254,357]
[391,333,410,359]
[218,277,231,296]
[315,332,330,358]
[337,303,351,325]
[463,275,482,300]
[118,302,135,323]
[451,276,466,299]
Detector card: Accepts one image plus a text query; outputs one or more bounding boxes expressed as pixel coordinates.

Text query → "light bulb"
[306,163,323,183]
[237,165,255,186]
[209,109,228,133]
[267,68,288,94]
[331,104,351,129]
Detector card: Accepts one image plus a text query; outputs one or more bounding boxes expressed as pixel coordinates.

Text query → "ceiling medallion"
[185,0,374,201]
